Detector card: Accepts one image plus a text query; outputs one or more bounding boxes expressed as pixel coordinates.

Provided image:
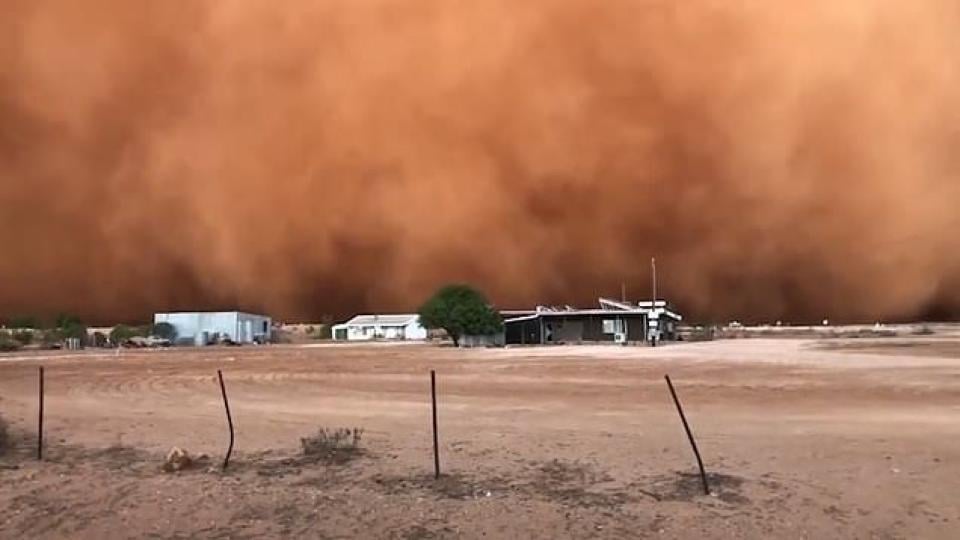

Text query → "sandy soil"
[1,338,959,539]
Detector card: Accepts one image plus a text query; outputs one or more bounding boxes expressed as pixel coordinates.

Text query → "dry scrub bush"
[300,427,364,464]
[0,414,9,455]
[913,325,935,335]
[0,332,22,352]
[685,326,717,342]
[12,331,33,345]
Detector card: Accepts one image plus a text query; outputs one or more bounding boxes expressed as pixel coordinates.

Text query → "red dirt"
[1,338,959,538]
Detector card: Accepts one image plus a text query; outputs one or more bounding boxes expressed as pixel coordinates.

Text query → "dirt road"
[1,338,959,538]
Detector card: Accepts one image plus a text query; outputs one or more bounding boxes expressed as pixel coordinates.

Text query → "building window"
[602,319,624,334]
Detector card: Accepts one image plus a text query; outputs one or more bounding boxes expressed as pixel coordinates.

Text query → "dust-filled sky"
[2,1,960,324]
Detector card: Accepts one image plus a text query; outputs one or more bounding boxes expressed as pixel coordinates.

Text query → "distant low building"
[153,311,272,346]
[331,314,427,341]
[502,298,682,346]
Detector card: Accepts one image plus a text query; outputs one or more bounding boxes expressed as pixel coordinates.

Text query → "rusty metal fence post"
[217,370,235,471]
[38,366,44,460]
[665,374,709,495]
[431,370,440,479]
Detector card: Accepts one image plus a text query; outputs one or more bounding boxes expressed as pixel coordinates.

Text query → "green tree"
[110,325,139,345]
[418,284,503,347]
[7,316,38,329]
[150,322,178,341]
[38,329,60,349]
[54,314,87,342]
[55,313,82,329]
[0,331,21,352]
[59,323,87,341]
[314,315,335,340]
[12,331,33,345]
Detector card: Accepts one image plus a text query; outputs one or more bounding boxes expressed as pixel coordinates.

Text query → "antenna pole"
[651,257,657,305]
[651,257,659,347]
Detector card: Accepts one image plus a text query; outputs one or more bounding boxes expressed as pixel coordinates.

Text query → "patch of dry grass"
[300,427,365,464]
[0,414,9,455]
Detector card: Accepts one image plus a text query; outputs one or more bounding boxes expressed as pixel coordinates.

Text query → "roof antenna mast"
[651,257,657,306]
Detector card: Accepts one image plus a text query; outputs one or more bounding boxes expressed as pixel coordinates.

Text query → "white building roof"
[337,314,420,327]
[597,298,682,320]
[155,311,270,318]
[502,298,682,324]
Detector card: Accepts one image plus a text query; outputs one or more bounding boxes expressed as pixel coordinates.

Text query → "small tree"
[7,316,38,329]
[55,314,87,342]
[313,315,335,340]
[38,329,61,349]
[110,325,139,345]
[12,331,33,345]
[55,313,82,329]
[418,284,503,347]
[0,331,22,352]
[151,322,178,341]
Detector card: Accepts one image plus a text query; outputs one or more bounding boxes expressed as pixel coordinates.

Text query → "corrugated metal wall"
[154,312,271,345]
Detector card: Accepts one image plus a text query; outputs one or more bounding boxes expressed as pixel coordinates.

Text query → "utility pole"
[651,257,658,347]
[621,282,626,303]
[651,257,657,305]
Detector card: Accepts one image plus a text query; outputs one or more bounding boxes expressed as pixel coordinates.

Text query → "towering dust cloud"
[2,1,960,324]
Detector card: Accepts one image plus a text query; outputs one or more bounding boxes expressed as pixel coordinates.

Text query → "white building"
[153,311,272,346]
[331,314,427,341]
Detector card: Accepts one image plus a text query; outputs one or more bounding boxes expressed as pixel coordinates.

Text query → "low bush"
[312,325,332,340]
[913,325,935,336]
[151,322,178,341]
[38,330,62,349]
[12,331,33,345]
[7,316,38,329]
[110,325,140,345]
[0,414,8,455]
[300,427,364,464]
[0,333,22,352]
[685,326,717,342]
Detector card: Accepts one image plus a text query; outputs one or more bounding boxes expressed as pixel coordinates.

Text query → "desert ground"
[1,334,960,539]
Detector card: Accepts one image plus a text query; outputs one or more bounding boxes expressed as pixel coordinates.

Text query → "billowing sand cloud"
[2,1,959,323]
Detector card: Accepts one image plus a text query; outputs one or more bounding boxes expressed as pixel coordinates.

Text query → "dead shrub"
[12,331,33,346]
[683,326,716,342]
[0,414,9,455]
[0,333,21,352]
[641,471,750,504]
[300,427,364,464]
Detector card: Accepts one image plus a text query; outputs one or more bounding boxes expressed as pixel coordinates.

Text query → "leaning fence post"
[664,374,709,495]
[430,369,441,479]
[217,370,235,471]
[38,366,44,460]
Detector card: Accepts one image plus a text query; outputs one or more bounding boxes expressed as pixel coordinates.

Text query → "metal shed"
[153,311,272,346]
